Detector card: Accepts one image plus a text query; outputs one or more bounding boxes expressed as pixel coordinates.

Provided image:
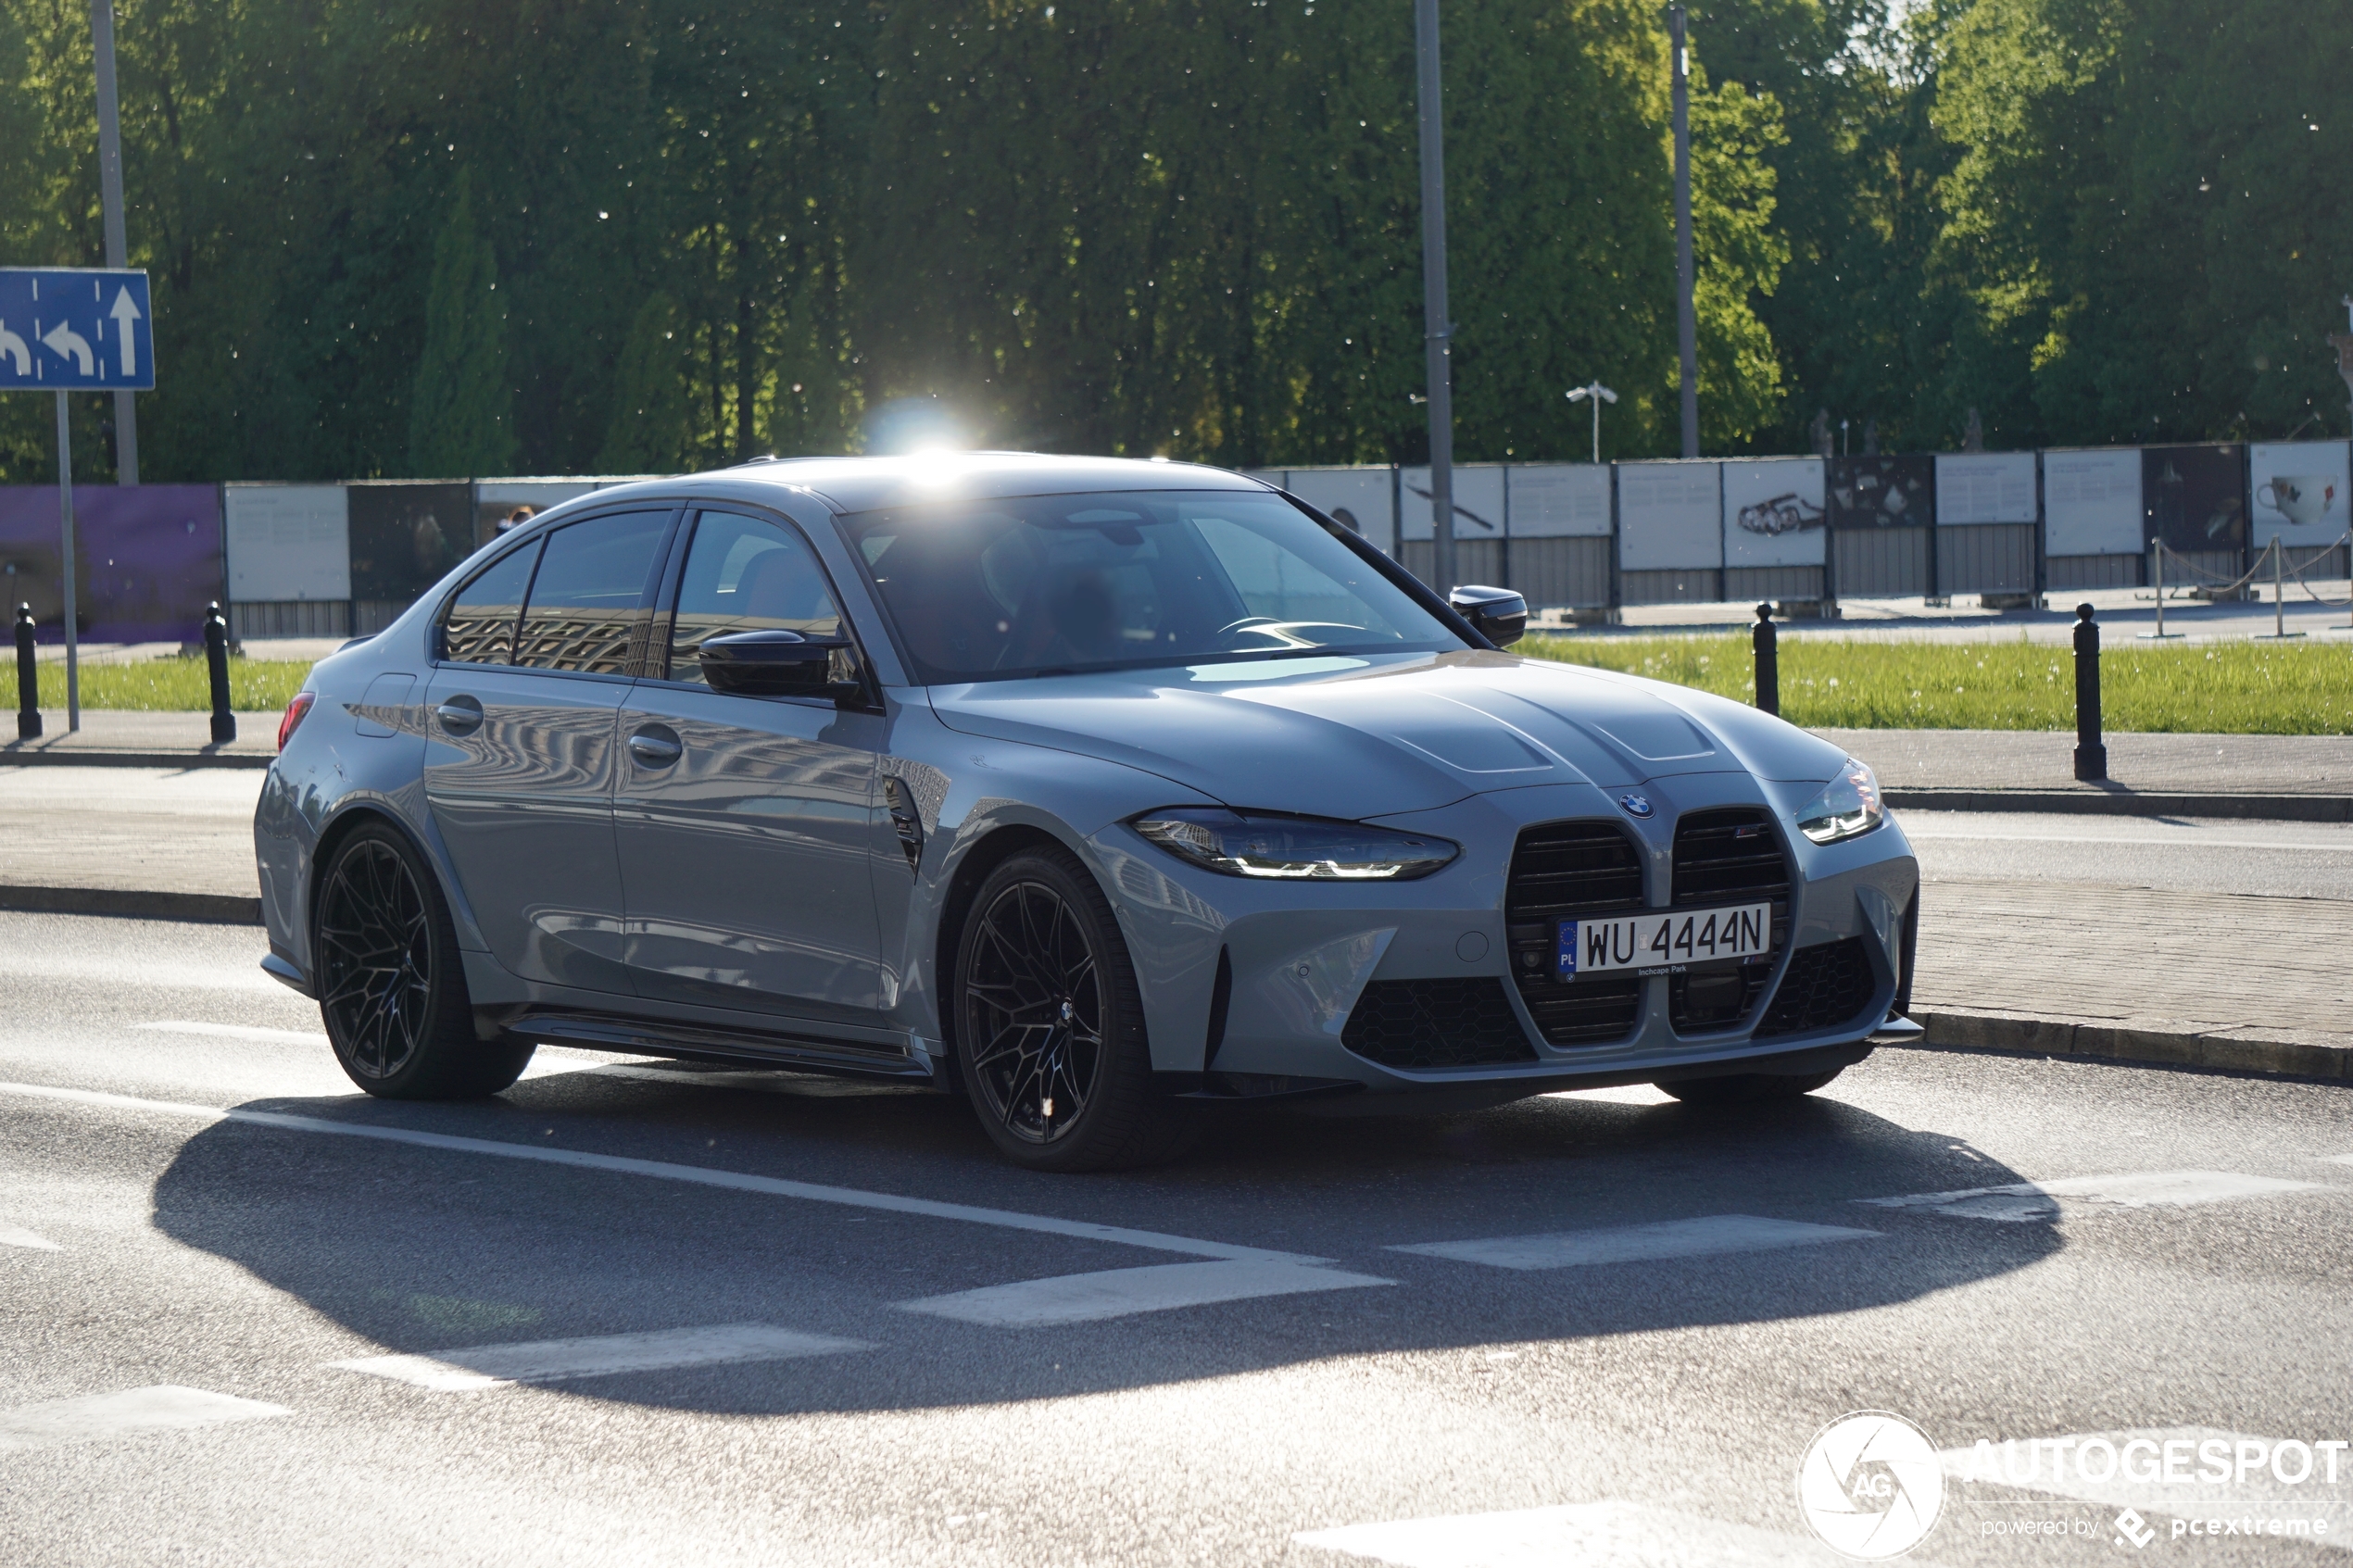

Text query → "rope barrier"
[2278,532,2353,608]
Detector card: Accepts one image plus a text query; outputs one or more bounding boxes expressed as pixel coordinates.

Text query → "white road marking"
[0,1386,288,1452]
[0,1080,1309,1264]
[1389,1214,1880,1272]
[136,1021,329,1046]
[1937,1427,2353,1545]
[331,1323,872,1392]
[1858,1170,2320,1223]
[1294,1499,1849,1566]
[1543,1085,1674,1106]
[1903,830,2353,853]
[900,1261,1392,1328]
[0,1224,62,1250]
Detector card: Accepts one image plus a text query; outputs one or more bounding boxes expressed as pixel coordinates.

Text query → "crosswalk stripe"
[0,1079,1309,1264]
[1389,1214,1880,1272]
[1857,1170,2320,1223]
[330,1323,873,1392]
[1293,1499,1849,1567]
[0,1224,62,1250]
[136,1021,329,1046]
[899,1261,1392,1327]
[0,1386,288,1452]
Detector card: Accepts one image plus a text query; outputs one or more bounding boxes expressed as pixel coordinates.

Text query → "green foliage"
[0,0,2336,480]
[38,657,312,712]
[407,170,516,477]
[1522,632,2353,734]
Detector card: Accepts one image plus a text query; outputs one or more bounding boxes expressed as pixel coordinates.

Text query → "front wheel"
[951,847,1192,1172]
[313,822,534,1099]
[1655,1067,1843,1105]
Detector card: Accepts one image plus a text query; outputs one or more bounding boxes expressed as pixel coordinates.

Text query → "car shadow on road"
[147,1061,2060,1416]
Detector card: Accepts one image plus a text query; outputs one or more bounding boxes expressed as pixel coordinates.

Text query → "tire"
[1655,1067,1843,1106]
[313,821,534,1099]
[950,847,1194,1172]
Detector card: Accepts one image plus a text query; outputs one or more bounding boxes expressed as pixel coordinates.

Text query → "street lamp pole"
[1414,0,1457,596]
[90,0,137,484]
[1566,381,1619,465]
[1670,4,1698,459]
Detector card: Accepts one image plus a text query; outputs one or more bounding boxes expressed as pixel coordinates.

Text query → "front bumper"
[1092,770,1919,1097]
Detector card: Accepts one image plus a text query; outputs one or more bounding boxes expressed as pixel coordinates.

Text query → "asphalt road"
[1901,810,2353,900]
[5,909,2351,1566]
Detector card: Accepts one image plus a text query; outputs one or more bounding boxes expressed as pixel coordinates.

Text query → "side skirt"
[491,1009,942,1087]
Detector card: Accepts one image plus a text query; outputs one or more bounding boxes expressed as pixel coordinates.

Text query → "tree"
[406,169,516,476]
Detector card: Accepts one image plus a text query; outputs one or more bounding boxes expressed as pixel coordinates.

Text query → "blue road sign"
[0,268,155,391]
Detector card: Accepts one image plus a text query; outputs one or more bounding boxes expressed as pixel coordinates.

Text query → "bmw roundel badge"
[1618,793,1655,819]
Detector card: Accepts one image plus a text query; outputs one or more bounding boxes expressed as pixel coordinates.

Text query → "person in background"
[497,505,538,534]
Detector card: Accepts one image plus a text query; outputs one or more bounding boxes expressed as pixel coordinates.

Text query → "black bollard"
[1752,602,1780,717]
[14,603,40,740]
[2071,602,2106,782]
[204,601,236,744]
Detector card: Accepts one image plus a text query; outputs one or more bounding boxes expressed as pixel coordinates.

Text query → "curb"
[0,884,264,924]
[0,749,273,770]
[1912,1007,2352,1083]
[1882,787,2353,822]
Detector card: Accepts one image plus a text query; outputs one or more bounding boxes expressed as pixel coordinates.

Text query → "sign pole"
[90,0,138,485]
[54,393,79,730]
[1412,0,1457,597]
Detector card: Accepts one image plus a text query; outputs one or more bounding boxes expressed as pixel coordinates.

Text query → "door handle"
[628,727,683,767]
[434,696,483,734]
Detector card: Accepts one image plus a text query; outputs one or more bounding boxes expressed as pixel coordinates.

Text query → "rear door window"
[440,541,541,665]
[514,510,673,674]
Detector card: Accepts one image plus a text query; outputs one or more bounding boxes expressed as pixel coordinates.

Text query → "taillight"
[278,691,316,752]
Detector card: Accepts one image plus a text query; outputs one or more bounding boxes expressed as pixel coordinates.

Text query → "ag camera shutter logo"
[1796,1411,1945,1560]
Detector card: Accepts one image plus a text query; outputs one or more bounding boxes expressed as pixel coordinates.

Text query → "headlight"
[1795,758,1884,845]
[1132,808,1458,881]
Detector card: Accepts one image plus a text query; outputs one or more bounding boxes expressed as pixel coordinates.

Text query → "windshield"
[840,490,1462,684]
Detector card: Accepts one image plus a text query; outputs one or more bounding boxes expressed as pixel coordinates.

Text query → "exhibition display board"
[1615,461,1721,571]
[2042,449,2144,557]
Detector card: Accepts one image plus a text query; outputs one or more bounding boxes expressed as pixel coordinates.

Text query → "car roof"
[582,452,1274,517]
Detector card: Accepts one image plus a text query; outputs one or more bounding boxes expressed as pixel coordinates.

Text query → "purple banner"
[0,484,224,644]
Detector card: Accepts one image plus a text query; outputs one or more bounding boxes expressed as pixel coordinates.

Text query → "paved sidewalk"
[1818,727,2353,821]
[2,709,280,765]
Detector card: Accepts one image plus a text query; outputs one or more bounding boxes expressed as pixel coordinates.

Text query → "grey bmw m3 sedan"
[254,453,1921,1171]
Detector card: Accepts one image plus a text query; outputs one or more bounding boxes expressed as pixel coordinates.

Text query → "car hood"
[925,650,1850,820]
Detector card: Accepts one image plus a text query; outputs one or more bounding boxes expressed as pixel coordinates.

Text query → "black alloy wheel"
[313,822,534,1099]
[953,848,1192,1172]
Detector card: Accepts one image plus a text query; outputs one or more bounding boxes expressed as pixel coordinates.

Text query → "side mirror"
[1449,584,1528,647]
[698,630,862,701]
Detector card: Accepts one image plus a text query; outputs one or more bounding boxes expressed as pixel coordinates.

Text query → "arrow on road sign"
[108,288,140,377]
[0,321,26,375]
[41,321,94,375]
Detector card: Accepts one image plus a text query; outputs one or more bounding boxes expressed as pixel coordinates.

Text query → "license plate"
[1557,903,1772,979]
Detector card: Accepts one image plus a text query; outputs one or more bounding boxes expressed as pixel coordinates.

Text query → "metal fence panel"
[1832,526,1930,597]
[1937,523,2037,594]
[2047,554,2142,590]
[1508,536,1612,608]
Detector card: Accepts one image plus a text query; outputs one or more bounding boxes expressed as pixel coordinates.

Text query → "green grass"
[1520,633,2353,735]
[30,639,2353,734]
[37,657,315,713]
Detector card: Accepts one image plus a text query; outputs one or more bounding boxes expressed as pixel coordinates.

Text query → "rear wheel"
[951,847,1192,1172]
[313,822,533,1099]
[1655,1067,1843,1105]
